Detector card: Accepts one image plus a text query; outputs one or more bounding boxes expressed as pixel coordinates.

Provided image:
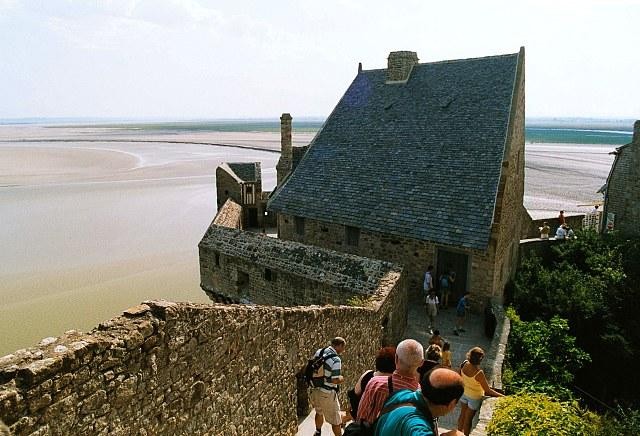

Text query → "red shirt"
[356,371,420,424]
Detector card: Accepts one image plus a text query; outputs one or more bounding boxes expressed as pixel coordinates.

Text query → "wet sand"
[0,125,616,355]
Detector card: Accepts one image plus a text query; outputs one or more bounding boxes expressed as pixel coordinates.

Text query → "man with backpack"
[309,337,346,436]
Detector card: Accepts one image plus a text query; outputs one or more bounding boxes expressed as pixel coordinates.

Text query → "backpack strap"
[387,375,394,394]
[360,370,375,392]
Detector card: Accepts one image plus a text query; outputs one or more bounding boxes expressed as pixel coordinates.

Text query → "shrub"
[597,408,640,435]
[487,392,601,435]
[504,310,589,398]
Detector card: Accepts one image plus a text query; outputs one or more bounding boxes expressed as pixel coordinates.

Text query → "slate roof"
[200,225,402,295]
[227,163,261,182]
[268,52,521,250]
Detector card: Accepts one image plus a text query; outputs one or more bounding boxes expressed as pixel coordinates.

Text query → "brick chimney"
[386,51,419,82]
[280,113,292,158]
[276,113,293,186]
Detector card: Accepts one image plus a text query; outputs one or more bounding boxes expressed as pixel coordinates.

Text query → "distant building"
[602,120,640,235]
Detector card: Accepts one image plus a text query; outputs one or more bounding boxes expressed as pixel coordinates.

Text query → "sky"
[0,0,639,120]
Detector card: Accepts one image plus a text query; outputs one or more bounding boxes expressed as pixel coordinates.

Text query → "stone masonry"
[199,223,405,307]
[603,120,640,236]
[0,287,407,435]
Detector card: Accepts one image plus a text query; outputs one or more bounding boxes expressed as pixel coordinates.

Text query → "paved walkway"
[297,298,491,435]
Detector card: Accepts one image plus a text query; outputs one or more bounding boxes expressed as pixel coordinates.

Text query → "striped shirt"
[356,371,420,424]
[314,346,341,391]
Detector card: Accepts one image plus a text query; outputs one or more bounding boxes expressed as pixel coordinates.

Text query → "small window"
[295,217,305,236]
[224,190,229,196]
[247,185,253,194]
[237,271,249,289]
[264,268,276,281]
[214,252,220,267]
[320,226,329,232]
[346,226,360,246]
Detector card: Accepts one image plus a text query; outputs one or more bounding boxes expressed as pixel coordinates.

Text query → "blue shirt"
[374,389,435,436]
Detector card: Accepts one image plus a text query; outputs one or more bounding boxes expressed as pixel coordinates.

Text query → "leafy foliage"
[511,229,640,406]
[487,392,601,436]
[597,408,640,436]
[504,309,589,399]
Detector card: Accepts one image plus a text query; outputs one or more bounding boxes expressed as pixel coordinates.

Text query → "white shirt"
[556,227,567,239]
[423,271,433,291]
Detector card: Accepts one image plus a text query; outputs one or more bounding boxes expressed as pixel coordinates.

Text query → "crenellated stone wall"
[0,290,407,436]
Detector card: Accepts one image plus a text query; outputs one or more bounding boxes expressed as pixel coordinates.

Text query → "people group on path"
[308,336,505,435]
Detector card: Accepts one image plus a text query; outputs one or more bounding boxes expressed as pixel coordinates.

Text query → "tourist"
[347,346,396,420]
[558,210,566,225]
[423,265,434,296]
[453,292,470,336]
[441,342,452,369]
[539,221,550,239]
[418,343,442,378]
[555,224,567,240]
[592,204,600,215]
[311,337,347,436]
[357,339,423,425]
[440,271,454,309]
[425,289,439,333]
[375,368,465,436]
[566,226,575,239]
[428,329,444,348]
[457,347,505,435]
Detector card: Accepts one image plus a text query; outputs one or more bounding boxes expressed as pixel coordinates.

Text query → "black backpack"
[304,347,337,388]
[343,376,394,436]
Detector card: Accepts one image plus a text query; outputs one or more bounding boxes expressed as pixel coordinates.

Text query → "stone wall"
[215,167,243,211]
[487,47,525,303]
[277,213,494,310]
[523,213,585,239]
[605,121,640,236]
[199,225,404,307]
[0,292,407,436]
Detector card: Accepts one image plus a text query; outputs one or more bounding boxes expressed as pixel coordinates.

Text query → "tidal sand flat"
[0,126,314,355]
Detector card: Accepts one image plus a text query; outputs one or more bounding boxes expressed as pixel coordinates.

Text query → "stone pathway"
[297,298,491,435]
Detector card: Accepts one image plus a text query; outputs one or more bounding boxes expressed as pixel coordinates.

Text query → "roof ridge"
[360,51,519,73]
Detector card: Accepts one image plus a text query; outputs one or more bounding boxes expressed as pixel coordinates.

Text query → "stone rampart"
[0,291,406,435]
[199,225,404,307]
[523,213,585,239]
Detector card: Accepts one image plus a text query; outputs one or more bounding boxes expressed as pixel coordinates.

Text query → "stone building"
[602,120,640,235]
[268,49,527,305]
[215,162,275,229]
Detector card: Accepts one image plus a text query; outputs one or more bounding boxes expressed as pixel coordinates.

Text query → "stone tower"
[276,113,293,186]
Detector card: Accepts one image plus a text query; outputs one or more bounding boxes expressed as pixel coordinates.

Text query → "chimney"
[634,120,640,145]
[386,51,419,82]
[280,113,292,158]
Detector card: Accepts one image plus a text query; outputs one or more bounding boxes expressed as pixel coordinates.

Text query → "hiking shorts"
[460,394,483,411]
[311,389,341,425]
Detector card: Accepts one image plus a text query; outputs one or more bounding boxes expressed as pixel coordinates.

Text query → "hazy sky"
[1,0,638,119]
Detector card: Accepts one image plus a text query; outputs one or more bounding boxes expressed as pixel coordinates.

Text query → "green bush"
[597,408,640,435]
[504,309,589,398]
[487,392,601,435]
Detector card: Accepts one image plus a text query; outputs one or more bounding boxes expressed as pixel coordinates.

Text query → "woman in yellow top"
[457,347,505,435]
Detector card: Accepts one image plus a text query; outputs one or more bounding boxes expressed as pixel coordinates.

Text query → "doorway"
[248,208,258,227]
[436,248,469,304]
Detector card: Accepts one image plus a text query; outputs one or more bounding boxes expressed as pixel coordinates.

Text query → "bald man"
[357,339,424,424]
[375,368,465,436]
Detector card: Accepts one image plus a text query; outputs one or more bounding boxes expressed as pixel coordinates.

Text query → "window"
[295,217,305,236]
[214,252,220,267]
[264,268,276,281]
[237,271,249,289]
[345,226,360,246]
